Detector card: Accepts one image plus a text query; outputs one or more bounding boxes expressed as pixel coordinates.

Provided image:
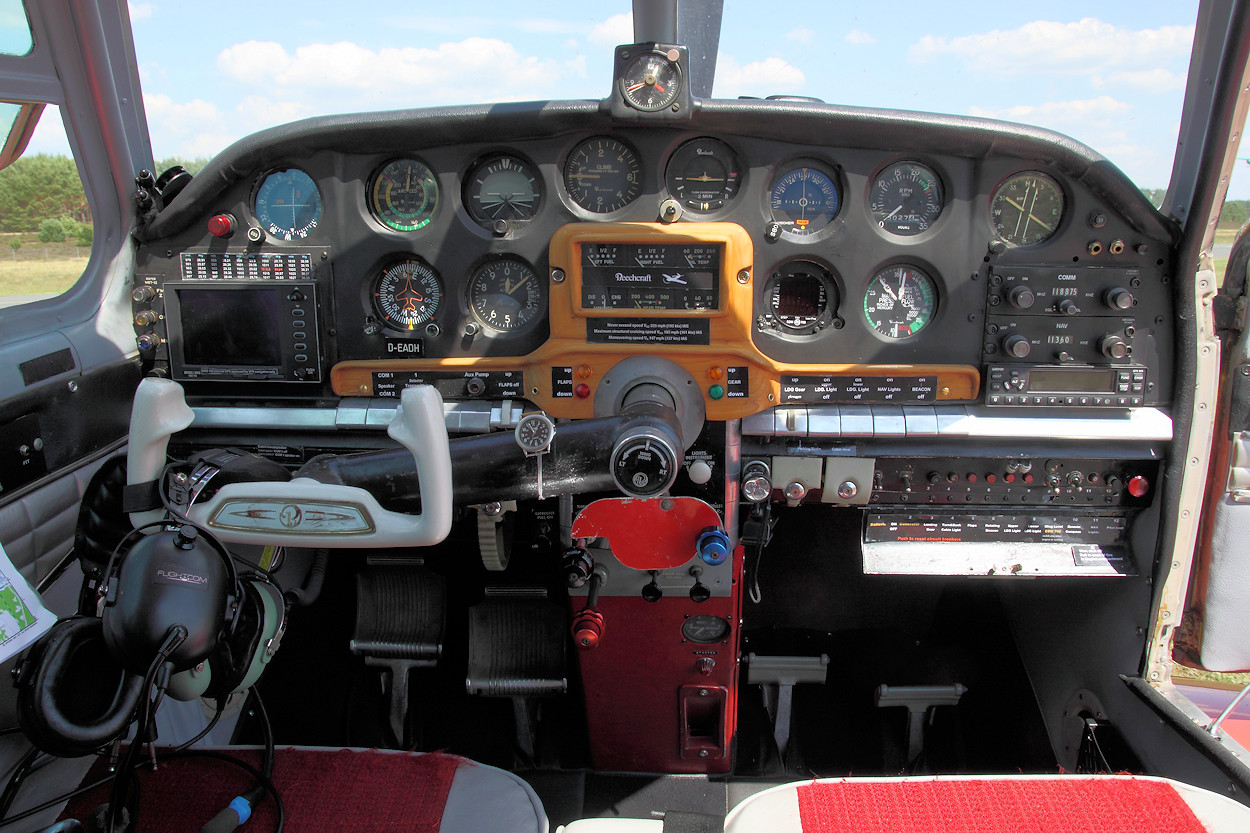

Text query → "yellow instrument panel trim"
[331,222,981,419]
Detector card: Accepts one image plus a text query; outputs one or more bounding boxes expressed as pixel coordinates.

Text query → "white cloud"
[143,93,231,159]
[589,13,632,49]
[969,96,1132,124]
[714,56,805,98]
[844,29,876,45]
[216,38,581,106]
[517,19,584,35]
[235,96,314,133]
[911,18,1193,76]
[128,3,154,21]
[787,27,815,45]
[1093,68,1187,92]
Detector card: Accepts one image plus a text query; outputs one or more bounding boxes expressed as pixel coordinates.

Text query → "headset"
[13,452,288,758]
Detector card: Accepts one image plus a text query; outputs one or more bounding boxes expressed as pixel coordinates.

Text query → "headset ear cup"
[17,618,145,757]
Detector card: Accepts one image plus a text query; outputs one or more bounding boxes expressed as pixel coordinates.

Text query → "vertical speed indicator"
[863,264,938,339]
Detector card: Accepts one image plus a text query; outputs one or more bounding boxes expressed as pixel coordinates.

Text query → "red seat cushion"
[797,778,1208,833]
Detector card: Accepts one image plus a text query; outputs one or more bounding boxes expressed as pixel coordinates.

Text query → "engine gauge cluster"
[863,264,939,339]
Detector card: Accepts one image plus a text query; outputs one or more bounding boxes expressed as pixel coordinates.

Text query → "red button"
[574,383,591,399]
[966,473,977,483]
[1128,475,1150,498]
[1004,473,1015,483]
[1023,473,1034,483]
[206,213,236,237]
[985,474,997,483]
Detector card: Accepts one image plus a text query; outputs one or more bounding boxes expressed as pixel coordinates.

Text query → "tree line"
[0,154,208,236]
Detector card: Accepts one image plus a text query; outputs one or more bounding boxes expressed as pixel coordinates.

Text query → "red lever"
[572,608,605,650]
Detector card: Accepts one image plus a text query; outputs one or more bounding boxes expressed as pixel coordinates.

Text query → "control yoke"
[126,378,454,548]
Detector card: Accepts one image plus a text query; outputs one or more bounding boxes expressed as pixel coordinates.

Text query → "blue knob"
[696,527,731,566]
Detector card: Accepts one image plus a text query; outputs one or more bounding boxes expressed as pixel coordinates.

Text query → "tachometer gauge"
[563,137,642,213]
[468,258,546,333]
[990,172,1064,247]
[869,162,943,236]
[254,169,321,241]
[766,261,838,334]
[863,264,938,339]
[372,258,443,332]
[769,163,841,237]
[665,138,742,212]
[464,154,543,227]
[619,50,681,112]
[369,158,439,232]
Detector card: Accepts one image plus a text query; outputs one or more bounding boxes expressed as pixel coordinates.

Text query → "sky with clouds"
[25,0,1250,200]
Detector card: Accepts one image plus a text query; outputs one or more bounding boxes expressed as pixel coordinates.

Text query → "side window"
[0,0,33,57]
[0,105,95,311]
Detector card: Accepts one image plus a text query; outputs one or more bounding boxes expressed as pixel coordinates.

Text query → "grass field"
[0,233,88,297]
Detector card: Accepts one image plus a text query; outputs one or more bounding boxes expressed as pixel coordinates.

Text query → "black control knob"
[927,471,942,485]
[131,286,156,303]
[611,431,679,498]
[562,547,594,588]
[1003,334,1031,358]
[1007,286,1036,310]
[1100,335,1129,359]
[1058,299,1080,315]
[641,571,663,603]
[1104,287,1135,310]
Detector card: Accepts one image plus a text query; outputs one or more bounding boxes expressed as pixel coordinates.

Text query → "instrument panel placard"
[580,242,720,311]
[780,374,936,403]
